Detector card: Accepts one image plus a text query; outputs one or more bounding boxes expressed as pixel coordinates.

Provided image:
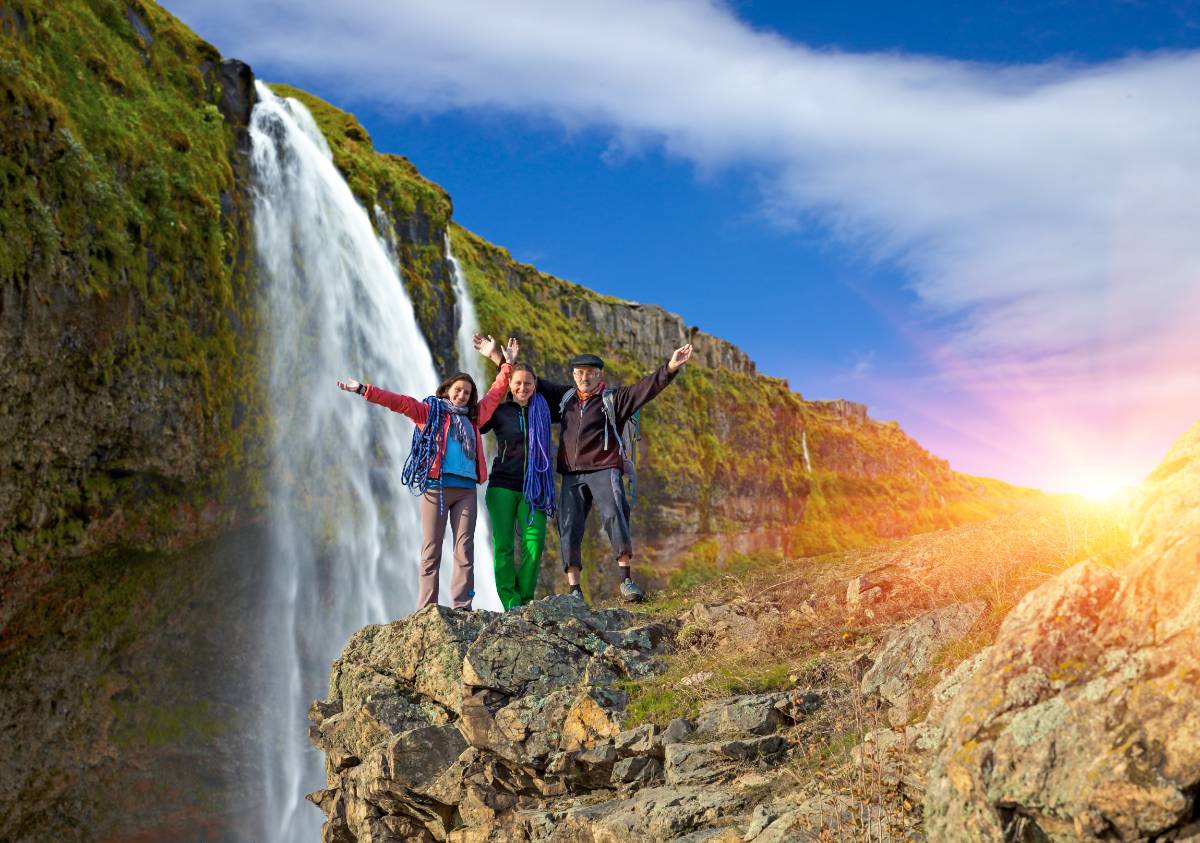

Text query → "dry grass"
[611,495,1133,840]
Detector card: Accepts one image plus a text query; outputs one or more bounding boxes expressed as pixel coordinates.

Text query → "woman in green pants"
[478,342,558,609]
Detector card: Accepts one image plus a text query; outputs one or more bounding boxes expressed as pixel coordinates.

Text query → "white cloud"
[163,0,1200,483]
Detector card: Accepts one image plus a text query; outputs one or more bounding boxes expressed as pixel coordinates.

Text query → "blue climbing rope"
[401,396,447,506]
[522,392,556,518]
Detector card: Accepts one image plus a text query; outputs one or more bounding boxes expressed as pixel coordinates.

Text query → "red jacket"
[363,363,511,483]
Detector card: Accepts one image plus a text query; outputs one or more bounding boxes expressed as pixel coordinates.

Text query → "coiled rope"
[522,392,556,518]
[401,397,447,506]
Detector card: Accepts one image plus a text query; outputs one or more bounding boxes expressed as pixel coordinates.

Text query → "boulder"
[611,756,664,787]
[695,690,822,737]
[309,596,678,842]
[542,785,749,842]
[925,422,1200,842]
[665,736,790,786]
[860,600,985,725]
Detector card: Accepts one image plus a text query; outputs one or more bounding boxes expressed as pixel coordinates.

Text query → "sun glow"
[1058,474,1136,502]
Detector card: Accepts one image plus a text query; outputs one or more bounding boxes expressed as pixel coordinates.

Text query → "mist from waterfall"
[249,82,439,842]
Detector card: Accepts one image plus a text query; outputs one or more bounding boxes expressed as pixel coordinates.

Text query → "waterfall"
[372,213,502,613]
[446,234,500,613]
[249,82,439,841]
[446,233,486,385]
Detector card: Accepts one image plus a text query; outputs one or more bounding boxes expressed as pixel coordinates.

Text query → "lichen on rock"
[308,594,816,841]
[924,422,1200,843]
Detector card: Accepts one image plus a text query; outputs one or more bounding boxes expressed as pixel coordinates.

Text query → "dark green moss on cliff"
[1,0,264,564]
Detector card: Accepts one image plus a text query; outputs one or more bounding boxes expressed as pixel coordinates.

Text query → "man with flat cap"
[536,343,694,602]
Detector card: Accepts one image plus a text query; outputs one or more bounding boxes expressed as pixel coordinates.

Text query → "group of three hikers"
[337,335,694,612]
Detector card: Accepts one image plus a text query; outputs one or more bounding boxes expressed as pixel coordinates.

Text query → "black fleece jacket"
[480,399,562,492]
[536,363,679,475]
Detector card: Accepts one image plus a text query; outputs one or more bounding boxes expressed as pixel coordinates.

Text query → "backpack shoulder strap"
[601,389,626,458]
[557,389,574,418]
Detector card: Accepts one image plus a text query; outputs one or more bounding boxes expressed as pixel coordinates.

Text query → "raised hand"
[668,343,694,372]
[337,378,362,393]
[475,334,497,360]
[502,337,520,364]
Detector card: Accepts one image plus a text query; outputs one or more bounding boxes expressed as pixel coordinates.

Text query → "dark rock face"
[0,527,272,843]
[555,298,755,377]
[217,58,256,130]
[924,422,1200,842]
[308,597,816,841]
[375,199,461,375]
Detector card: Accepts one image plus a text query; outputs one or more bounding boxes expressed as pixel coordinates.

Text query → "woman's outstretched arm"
[337,377,430,425]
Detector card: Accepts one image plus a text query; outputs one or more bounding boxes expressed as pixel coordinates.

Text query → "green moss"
[619,657,796,727]
[269,84,451,226]
[112,699,227,748]
[1,0,265,559]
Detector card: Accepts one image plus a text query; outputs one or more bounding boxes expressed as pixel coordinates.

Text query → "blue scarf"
[402,397,475,497]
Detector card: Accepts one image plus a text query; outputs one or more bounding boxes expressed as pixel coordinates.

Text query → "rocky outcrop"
[924,422,1200,842]
[556,298,756,377]
[860,601,985,726]
[308,597,823,842]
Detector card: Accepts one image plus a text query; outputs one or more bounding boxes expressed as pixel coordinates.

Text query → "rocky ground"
[308,423,1200,842]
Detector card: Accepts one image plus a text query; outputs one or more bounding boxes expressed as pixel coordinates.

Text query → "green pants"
[485,486,547,610]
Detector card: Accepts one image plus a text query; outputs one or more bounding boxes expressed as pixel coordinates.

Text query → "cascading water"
[372,212,502,613]
[445,234,487,386]
[445,234,500,612]
[249,82,439,841]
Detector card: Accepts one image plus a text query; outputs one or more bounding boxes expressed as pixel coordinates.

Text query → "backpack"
[558,388,642,505]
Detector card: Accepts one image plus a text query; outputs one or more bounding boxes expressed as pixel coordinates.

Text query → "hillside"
[306,492,1135,841]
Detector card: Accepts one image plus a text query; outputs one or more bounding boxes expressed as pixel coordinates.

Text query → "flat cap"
[568,353,605,369]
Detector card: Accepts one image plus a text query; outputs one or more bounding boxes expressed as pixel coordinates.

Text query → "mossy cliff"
[0,0,264,575]
[0,3,269,839]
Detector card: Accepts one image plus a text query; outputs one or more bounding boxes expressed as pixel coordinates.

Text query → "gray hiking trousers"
[557,469,632,571]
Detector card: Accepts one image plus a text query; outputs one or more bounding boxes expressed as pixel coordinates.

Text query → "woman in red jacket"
[337,339,515,611]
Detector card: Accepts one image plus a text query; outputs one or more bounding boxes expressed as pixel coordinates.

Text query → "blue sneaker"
[620,579,646,603]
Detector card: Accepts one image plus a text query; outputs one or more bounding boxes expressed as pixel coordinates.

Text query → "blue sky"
[164,0,1200,493]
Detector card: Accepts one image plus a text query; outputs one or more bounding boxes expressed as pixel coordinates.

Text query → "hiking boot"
[566,587,587,604]
[620,579,646,603]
